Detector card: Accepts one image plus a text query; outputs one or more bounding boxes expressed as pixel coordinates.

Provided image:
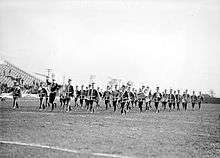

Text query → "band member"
[48,79,58,111]
[87,83,99,113]
[120,85,129,115]
[152,87,162,113]
[191,91,197,110]
[38,82,47,110]
[175,90,181,111]
[12,81,21,109]
[65,79,74,112]
[79,85,85,107]
[134,89,138,107]
[197,91,204,109]
[59,85,66,109]
[74,85,80,107]
[97,87,103,98]
[173,90,177,109]
[182,90,190,110]
[185,89,190,110]
[45,79,50,108]
[161,89,168,110]
[117,86,123,106]
[85,86,90,110]
[103,86,112,110]
[130,88,136,108]
[148,90,152,109]
[167,89,175,111]
[144,86,150,111]
[137,88,145,112]
[126,86,132,110]
[112,85,120,112]
[96,87,102,108]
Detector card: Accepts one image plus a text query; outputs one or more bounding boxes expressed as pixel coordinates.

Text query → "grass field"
[1,99,220,158]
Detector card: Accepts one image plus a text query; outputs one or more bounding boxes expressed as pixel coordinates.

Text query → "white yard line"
[0,140,134,158]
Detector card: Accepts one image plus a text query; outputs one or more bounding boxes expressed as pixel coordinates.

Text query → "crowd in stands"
[0,80,40,94]
[0,59,43,94]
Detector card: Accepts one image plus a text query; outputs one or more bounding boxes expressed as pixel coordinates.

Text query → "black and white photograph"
[0,0,220,157]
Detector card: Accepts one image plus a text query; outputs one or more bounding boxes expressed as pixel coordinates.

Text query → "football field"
[1,99,220,158]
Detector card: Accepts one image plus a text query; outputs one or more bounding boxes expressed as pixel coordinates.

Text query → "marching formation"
[11,79,204,114]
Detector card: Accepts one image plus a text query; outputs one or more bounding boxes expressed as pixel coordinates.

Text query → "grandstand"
[0,58,43,87]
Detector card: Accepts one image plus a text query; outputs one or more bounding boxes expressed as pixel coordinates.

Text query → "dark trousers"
[162,102,167,110]
[149,101,152,108]
[105,100,110,110]
[134,100,138,107]
[39,98,45,109]
[198,102,201,109]
[46,97,48,107]
[80,99,84,107]
[51,103,56,111]
[182,102,187,110]
[121,102,126,114]
[89,100,94,112]
[49,93,56,103]
[126,101,131,110]
[155,102,159,112]
[177,102,180,110]
[66,98,71,111]
[168,103,172,110]
[49,93,56,111]
[112,101,117,112]
[173,103,175,109]
[192,102,195,109]
[75,97,78,106]
[131,100,134,107]
[138,101,143,112]
[12,97,19,108]
[60,98,66,107]
[85,99,89,109]
[145,101,149,110]
[96,100,100,108]
[66,98,71,104]
[60,98,63,107]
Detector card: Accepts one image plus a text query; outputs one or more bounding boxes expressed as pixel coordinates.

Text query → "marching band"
[11,79,205,114]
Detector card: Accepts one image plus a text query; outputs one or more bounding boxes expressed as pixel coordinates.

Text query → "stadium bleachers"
[0,59,43,87]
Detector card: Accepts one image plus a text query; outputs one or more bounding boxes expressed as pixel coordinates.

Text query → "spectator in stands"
[15,75,21,84]
[21,79,24,85]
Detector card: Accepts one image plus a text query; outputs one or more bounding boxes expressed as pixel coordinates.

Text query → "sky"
[0,0,220,96]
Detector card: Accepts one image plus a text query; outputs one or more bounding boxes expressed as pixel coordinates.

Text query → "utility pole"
[63,75,65,85]
[46,68,52,79]
[118,79,122,88]
[89,75,96,84]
